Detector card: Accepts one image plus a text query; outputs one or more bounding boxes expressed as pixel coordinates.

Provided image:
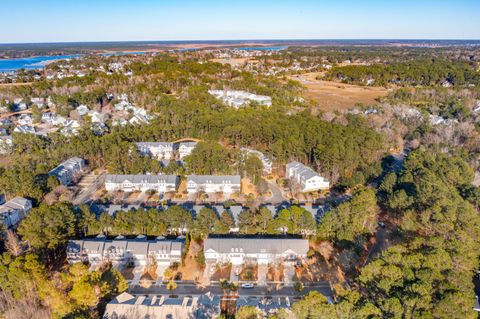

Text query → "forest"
[325,59,480,87]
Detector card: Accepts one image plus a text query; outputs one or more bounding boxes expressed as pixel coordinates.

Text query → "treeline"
[325,59,480,87]
[292,149,480,319]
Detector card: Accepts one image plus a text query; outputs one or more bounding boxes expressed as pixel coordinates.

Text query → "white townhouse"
[105,174,178,193]
[0,197,32,229]
[103,292,219,319]
[177,141,197,159]
[67,237,183,267]
[285,161,330,192]
[204,238,309,265]
[240,148,273,174]
[186,175,241,195]
[208,89,272,108]
[136,142,175,160]
[49,157,86,186]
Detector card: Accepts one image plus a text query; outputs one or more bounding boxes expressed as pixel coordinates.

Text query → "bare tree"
[4,230,23,257]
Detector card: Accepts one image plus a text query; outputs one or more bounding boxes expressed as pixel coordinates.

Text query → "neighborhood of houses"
[0,93,155,149]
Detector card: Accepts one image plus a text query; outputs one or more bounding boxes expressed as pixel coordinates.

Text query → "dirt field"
[290,72,389,112]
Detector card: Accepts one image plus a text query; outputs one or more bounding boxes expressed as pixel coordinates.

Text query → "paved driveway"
[266,180,286,204]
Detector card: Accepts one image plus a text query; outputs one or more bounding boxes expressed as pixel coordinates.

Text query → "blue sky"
[1,0,479,43]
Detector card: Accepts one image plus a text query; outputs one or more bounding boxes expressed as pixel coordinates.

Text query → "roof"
[68,238,182,257]
[127,240,149,255]
[136,142,174,148]
[49,157,84,176]
[82,239,105,253]
[0,197,31,214]
[104,239,128,252]
[204,238,309,255]
[103,293,220,319]
[187,175,241,185]
[105,174,178,185]
[286,161,327,181]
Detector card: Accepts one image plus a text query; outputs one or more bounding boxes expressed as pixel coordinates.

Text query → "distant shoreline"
[1,39,480,48]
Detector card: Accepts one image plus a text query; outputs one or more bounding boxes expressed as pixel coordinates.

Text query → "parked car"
[241,283,255,289]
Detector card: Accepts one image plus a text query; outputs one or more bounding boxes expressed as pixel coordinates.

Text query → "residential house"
[285,161,329,192]
[31,97,45,108]
[76,104,90,116]
[204,237,309,265]
[88,110,104,123]
[17,114,33,126]
[0,136,13,154]
[186,175,241,194]
[105,174,178,193]
[0,197,32,229]
[240,148,273,174]
[136,142,175,160]
[177,141,197,159]
[49,157,85,186]
[13,125,35,134]
[208,90,272,108]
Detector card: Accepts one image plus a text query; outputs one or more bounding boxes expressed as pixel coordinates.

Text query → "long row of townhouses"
[136,141,198,160]
[67,236,309,268]
[105,174,241,195]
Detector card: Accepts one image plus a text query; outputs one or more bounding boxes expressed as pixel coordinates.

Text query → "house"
[13,125,35,134]
[88,110,104,123]
[208,90,272,108]
[49,157,85,186]
[177,141,197,159]
[0,136,13,154]
[41,112,57,124]
[76,104,90,116]
[67,237,183,267]
[31,97,45,108]
[17,114,33,126]
[103,292,219,319]
[136,142,175,160]
[186,175,241,194]
[204,237,309,265]
[285,161,329,192]
[240,148,273,174]
[105,174,178,193]
[0,197,32,229]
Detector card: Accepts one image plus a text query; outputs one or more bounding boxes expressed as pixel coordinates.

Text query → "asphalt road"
[129,282,332,298]
[266,180,286,204]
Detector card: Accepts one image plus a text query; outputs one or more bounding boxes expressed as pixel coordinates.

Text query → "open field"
[290,72,389,112]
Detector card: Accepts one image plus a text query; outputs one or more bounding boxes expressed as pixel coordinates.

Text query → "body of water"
[100,51,148,56]
[235,46,288,51]
[0,54,81,72]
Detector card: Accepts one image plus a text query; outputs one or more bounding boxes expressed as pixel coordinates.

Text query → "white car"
[241,283,255,289]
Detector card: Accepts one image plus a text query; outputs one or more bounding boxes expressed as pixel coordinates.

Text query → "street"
[129,281,333,298]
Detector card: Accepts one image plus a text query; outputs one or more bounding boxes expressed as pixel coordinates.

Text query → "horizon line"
[1,38,480,46]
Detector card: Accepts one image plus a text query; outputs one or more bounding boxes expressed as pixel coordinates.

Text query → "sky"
[1,0,479,43]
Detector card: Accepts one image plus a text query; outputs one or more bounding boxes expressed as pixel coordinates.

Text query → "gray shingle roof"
[204,238,309,255]
[105,174,177,184]
[187,175,241,185]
